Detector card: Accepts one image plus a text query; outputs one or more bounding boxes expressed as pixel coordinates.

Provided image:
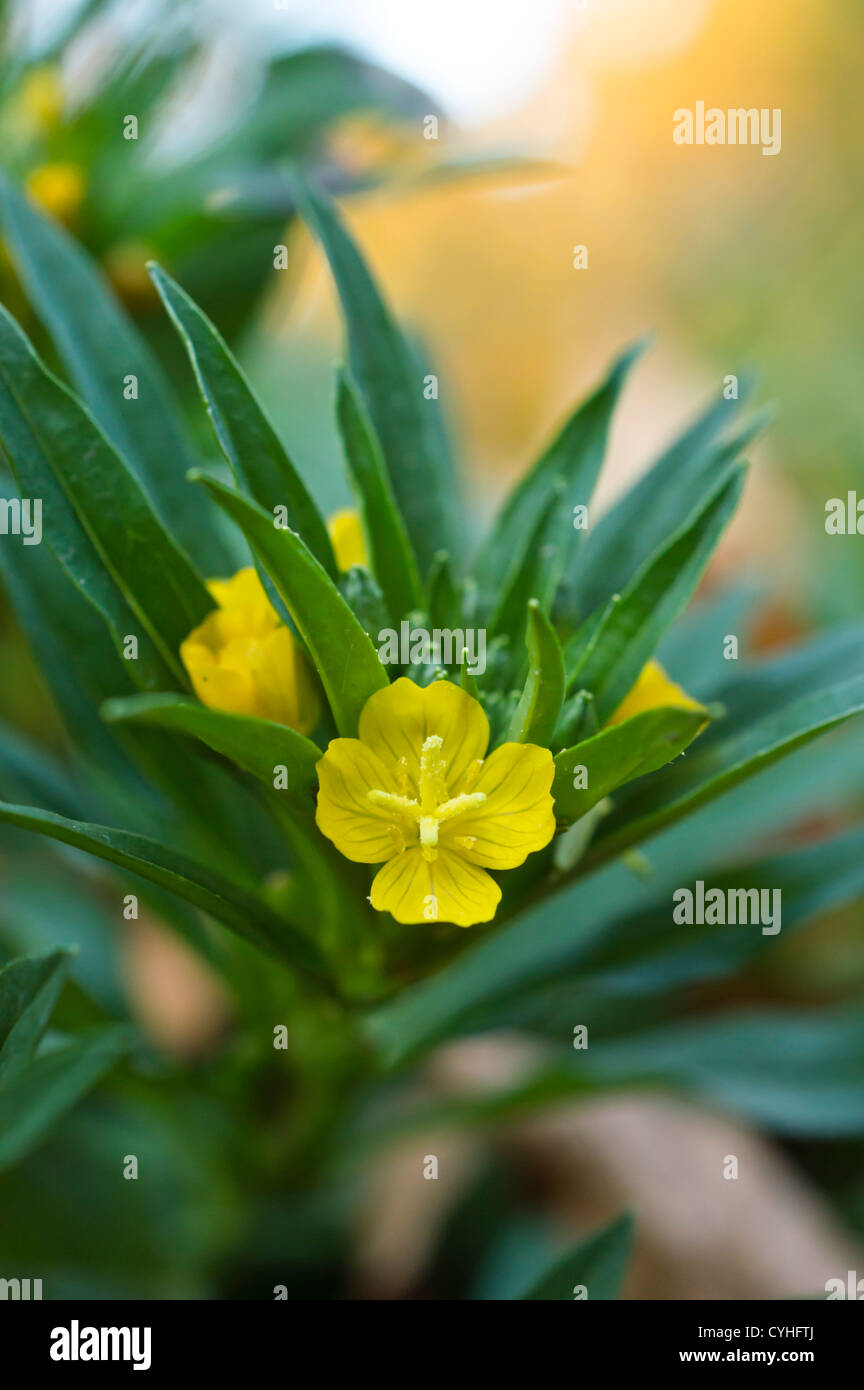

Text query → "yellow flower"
[25,162,85,224]
[606,659,705,727]
[328,507,367,571]
[180,567,319,732]
[315,678,556,927]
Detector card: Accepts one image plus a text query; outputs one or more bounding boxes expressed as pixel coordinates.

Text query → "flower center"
[367,734,486,861]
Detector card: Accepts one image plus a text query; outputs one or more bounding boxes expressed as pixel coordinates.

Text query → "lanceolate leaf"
[102,693,320,819]
[520,1213,634,1300]
[0,801,331,985]
[508,600,566,746]
[475,341,645,606]
[0,1026,131,1174]
[568,389,764,615]
[570,466,745,721]
[335,371,422,620]
[586,672,864,869]
[552,705,708,826]
[0,949,70,1086]
[0,179,229,573]
[0,306,213,686]
[192,473,388,736]
[295,175,460,573]
[149,262,336,577]
[490,484,573,645]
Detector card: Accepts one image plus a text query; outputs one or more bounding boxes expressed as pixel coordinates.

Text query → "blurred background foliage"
[0,0,862,1299]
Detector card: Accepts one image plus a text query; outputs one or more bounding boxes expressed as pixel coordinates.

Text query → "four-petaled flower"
[315,678,556,927]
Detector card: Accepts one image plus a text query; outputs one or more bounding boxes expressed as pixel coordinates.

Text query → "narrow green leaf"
[0,306,213,686]
[508,600,565,745]
[102,693,320,819]
[520,1213,634,1300]
[0,1026,130,1174]
[148,261,336,577]
[586,672,864,868]
[192,473,388,736]
[0,178,229,573]
[335,370,422,619]
[0,949,70,1085]
[569,388,764,614]
[475,341,645,605]
[553,705,709,826]
[0,800,331,984]
[582,1008,864,1136]
[571,466,745,721]
[295,175,460,573]
[489,484,573,645]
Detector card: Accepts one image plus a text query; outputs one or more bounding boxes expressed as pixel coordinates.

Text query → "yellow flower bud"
[26,162,85,224]
[328,507,368,570]
[181,567,320,733]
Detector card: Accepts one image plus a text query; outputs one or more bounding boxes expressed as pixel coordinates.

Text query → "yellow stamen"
[367,733,487,862]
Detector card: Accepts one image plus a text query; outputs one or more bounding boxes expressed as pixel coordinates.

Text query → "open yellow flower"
[606,659,705,727]
[316,678,556,927]
[180,567,319,733]
[328,507,368,571]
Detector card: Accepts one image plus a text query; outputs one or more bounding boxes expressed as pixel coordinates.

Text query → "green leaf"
[0,1026,130,1174]
[489,485,573,647]
[0,949,70,1085]
[0,306,213,686]
[582,1008,864,1136]
[102,693,320,819]
[148,261,336,577]
[475,342,644,608]
[295,175,460,573]
[586,671,864,869]
[570,466,745,721]
[519,1213,634,1300]
[552,705,708,826]
[0,178,229,574]
[0,800,332,985]
[335,371,422,620]
[569,385,762,614]
[507,600,565,745]
[192,473,388,736]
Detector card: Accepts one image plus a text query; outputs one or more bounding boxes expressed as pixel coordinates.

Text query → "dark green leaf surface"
[296,176,460,573]
[149,262,336,577]
[193,474,388,736]
[102,693,320,816]
[571,466,745,721]
[0,949,70,1085]
[568,386,763,614]
[586,671,864,868]
[520,1213,634,1300]
[552,705,708,825]
[0,1026,130,1174]
[0,307,213,685]
[0,179,228,573]
[0,801,331,983]
[336,371,422,620]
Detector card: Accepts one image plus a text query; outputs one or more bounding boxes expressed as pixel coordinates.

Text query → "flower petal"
[248,628,320,732]
[329,507,368,570]
[443,741,556,868]
[359,678,489,794]
[371,847,500,927]
[316,738,406,864]
[181,639,257,715]
[606,659,704,727]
